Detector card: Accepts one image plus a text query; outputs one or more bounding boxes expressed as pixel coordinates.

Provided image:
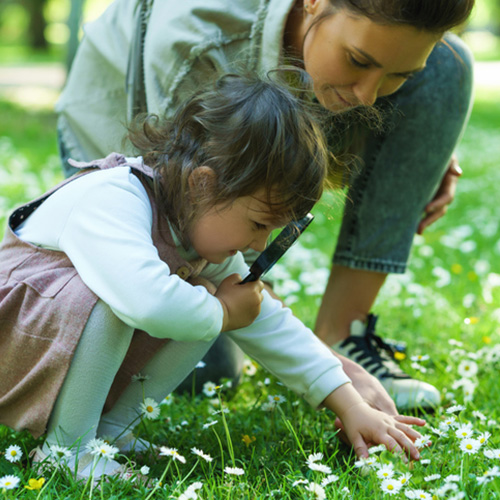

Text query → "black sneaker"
[332,314,440,410]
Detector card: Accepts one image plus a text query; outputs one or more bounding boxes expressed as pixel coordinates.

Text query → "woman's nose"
[353,74,383,106]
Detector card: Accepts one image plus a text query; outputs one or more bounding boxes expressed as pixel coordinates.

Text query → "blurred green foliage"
[0,0,499,64]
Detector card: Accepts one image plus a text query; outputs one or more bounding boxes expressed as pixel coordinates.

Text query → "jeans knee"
[440,34,475,98]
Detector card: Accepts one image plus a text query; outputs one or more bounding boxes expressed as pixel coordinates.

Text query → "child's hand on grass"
[324,383,425,462]
[216,273,264,332]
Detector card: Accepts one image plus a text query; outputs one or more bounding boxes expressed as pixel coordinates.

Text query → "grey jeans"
[333,34,474,274]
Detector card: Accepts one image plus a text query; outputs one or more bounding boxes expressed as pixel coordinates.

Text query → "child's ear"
[188,166,217,198]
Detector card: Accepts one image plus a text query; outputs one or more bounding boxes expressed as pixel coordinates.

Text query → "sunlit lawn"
[0,80,499,498]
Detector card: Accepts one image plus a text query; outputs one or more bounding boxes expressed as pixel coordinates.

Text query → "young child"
[0,74,424,480]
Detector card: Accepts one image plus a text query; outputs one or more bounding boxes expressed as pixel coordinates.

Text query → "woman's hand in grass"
[418,154,462,234]
[323,383,425,462]
[332,350,398,416]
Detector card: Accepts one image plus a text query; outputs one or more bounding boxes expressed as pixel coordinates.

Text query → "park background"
[0,1,500,498]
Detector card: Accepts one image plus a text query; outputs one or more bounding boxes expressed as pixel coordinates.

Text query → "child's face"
[188,188,284,264]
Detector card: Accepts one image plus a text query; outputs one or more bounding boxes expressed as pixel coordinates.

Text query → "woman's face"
[295,1,439,111]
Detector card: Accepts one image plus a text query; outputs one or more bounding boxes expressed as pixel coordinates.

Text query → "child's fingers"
[350,434,369,459]
[394,422,422,442]
[394,415,426,427]
[388,428,420,462]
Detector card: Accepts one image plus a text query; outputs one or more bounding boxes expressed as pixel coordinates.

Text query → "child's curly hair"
[129,72,333,245]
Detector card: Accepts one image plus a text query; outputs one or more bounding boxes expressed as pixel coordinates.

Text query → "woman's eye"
[254,222,267,230]
[349,55,370,69]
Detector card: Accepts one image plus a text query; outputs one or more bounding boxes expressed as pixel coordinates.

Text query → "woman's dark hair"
[129,73,332,245]
[329,0,475,33]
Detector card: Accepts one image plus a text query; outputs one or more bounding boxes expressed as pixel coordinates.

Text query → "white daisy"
[49,444,72,462]
[86,438,106,453]
[457,359,478,378]
[202,381,217,397]
[305,482,326,499]
[242,359,257,376]
[268,394,286,405]
[472,410,487,421]
[477,431,491,445]
[202,419,218,429]
[224,466,244,476]
[430,426,447,437]
[161,394,173,406]
[439,416,456,429]
[435,483,458,496]
[0,474,20,490]
[90,442,119,460]
[307,452,324,463]
[424,474,441,482]
[445,474,460,482]
[308,462,332,474]
[414,435,432,449]
[477,466,500,484]
[411,354,430,362]
[159,447,186,463]
[484,448,500,459]
[131,373,151,383]
[140,465,150,475]
[368,444,386,454]
[4,445,22,463]
[140,397,160,420]
[179,481,203,499]
[292,479,309,487]
[178,491,197,500]
[460,438,481,454]
[321,474,339,486]
[454,423,474,439]
[398,472,412,485]
[405,489,431,499]
[380,478,402,495]
[446,404,465,414]
[376,463,395,480]
[191,447,213,462]
[354,456,377,468]
[195,361,206,369]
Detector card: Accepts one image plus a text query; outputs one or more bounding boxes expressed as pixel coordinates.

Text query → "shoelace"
[340,315,409,380]
[363,316,409,379]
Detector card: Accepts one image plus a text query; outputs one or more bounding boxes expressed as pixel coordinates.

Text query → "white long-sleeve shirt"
[16,165,350,407]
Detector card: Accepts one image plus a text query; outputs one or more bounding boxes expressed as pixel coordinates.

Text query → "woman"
[56,0,474,412]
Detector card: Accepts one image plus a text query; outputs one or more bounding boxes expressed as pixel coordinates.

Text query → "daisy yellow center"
[147,405,154,412]
[466,444,472,450]
[461,432,467,436]
[274,397,280,401]
[10,451,17,456]
[387,485,394,491]
[5,481,12,486]
[401,479,407,484]
[383,473,389,477]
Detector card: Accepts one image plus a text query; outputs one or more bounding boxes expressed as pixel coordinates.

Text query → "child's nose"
[249,232,269,252]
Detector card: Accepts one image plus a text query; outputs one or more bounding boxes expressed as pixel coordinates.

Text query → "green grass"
[1,86,500,498]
